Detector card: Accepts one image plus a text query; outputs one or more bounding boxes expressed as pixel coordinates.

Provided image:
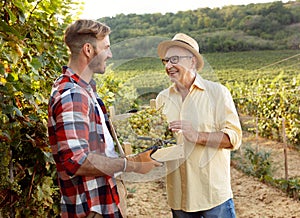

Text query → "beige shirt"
[156,75,242,212]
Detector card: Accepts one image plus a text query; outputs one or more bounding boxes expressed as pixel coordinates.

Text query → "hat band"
[174,39,197,51]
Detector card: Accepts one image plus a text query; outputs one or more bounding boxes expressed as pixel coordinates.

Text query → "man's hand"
[169,120,198,143]
[126,148,162,174]
[169,120,234,149]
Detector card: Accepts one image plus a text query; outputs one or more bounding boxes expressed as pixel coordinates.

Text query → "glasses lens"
[161,56,181,65]
[161,58,169,65]
[170,56,179,64]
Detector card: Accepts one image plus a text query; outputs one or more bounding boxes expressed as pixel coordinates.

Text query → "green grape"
[112,106,174,154]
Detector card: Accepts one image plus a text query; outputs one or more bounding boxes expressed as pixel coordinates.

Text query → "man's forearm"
[197,132,233,149]
[75,153,143,177]
[75,153,125,177]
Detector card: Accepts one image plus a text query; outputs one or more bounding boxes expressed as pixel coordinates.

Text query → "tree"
[0,0,82,216]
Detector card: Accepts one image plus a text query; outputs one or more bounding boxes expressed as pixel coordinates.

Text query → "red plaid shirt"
[48,66,121,218]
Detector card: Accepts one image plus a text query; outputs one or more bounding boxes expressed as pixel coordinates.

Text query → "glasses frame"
[161,55,193,65]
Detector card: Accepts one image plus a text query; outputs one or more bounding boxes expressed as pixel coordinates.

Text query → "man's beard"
[88,51,105,74]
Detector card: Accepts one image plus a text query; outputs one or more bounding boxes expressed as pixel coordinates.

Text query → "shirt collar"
[62,66,96,91]
[169,74,206,93]
[193,75,206,91]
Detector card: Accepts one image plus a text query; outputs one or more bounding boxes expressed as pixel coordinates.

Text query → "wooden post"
[255,116,259,152]
[123,142,132,155]
[109,106,115,120]
[282,118,289,181]
[150,99,156,109]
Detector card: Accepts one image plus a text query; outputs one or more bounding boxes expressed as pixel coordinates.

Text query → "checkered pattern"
[48,66,120,218]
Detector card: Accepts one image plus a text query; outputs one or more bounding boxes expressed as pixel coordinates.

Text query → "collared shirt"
[156,75,242,212]
[48,66,120,218]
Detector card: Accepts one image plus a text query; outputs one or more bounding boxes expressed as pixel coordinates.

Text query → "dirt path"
[232,167,299,218]
[124,131,300,218]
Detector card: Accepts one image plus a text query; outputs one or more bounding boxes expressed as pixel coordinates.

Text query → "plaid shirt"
[48,66,121,218]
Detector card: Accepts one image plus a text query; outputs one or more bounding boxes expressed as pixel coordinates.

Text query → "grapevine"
[112,106,174,154]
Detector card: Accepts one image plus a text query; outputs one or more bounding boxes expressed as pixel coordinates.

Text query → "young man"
[48,19,161,218]
[156,33,242,218]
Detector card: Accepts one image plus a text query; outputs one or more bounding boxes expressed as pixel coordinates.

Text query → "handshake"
[124,146,162,174]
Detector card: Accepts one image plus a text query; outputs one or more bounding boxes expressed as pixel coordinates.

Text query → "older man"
[156,33,242,218]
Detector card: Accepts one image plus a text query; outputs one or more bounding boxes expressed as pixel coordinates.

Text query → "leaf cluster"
[0,0,82,216]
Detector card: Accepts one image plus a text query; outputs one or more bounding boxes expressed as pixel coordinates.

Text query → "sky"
[79,0,289,20]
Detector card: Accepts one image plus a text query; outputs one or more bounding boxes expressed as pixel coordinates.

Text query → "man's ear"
[191,56,197,69]
[83,43,93,57]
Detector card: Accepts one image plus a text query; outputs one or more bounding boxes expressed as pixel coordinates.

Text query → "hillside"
[98,1,300,53]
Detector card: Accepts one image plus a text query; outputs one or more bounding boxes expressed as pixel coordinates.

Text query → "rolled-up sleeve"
[219,86,242,150]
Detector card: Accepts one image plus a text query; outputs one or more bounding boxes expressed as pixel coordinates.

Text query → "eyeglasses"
[161,55,193,65]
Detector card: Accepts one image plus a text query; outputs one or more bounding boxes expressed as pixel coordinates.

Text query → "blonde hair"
[64,19,111,56]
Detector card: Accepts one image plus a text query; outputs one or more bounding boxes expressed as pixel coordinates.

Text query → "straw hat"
[157,33,204,70]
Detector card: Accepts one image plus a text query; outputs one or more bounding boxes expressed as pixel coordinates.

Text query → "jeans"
[171,198,236,218]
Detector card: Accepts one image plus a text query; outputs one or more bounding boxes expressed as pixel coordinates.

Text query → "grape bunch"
[112,106,174,154]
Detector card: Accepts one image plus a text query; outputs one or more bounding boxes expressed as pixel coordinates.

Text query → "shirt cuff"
[221,128,242,150]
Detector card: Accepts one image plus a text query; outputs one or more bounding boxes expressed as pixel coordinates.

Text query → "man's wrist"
[125,155,140,172]
[196,132,205,145]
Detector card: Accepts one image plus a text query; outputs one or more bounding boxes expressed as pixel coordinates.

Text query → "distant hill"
[98,1,300,54]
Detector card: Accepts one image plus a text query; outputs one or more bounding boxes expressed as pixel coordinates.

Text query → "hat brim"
[157,40,204,71]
